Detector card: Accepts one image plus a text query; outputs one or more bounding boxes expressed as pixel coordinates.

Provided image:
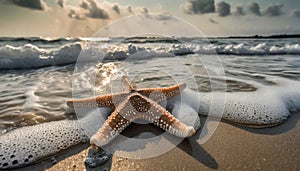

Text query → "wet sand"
[16,112,300,171]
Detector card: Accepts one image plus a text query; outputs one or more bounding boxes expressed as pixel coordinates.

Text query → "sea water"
[0,37,299,133]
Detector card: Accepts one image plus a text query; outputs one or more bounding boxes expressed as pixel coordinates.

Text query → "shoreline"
[11,111,300,171]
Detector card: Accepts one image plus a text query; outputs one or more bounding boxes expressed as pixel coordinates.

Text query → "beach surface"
[42,111,300,171]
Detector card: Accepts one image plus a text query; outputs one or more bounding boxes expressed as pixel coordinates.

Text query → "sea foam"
[170,74,300,127]
[99,42,300,61]
[0,43,82,69]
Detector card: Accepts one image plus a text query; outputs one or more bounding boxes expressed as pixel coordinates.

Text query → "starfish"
[67,78,196,147]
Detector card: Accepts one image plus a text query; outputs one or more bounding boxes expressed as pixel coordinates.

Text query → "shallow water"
[0,37,299,133]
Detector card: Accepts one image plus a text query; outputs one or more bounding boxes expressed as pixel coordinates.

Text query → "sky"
[0,0,300,37]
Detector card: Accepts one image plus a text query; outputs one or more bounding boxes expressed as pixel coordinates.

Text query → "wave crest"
[0,43,82,69]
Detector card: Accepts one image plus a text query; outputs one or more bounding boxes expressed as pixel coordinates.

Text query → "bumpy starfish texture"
[67,82,196,147]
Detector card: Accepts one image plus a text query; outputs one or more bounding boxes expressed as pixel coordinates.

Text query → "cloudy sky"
[0,0,300,37]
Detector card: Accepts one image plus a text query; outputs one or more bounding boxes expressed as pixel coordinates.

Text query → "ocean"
[0,36,299,134]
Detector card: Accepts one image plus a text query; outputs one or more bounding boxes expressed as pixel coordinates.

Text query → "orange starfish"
[67,78,195,147]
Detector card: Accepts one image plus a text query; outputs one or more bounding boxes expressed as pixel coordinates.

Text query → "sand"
[15,112,300,171]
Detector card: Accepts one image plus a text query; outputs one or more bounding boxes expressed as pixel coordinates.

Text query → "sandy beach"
[22,111,298,171]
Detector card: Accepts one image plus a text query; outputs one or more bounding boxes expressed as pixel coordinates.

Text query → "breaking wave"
[101,43,300,61]
[0,37,299,69]
[0,43,82,69]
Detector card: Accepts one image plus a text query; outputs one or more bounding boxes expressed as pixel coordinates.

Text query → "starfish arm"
[171,103,201,131]
[147,100,196,138]
[137,83,187,103]
[131,93,195,138]
[66,93,128,110]
[90,98,131,147]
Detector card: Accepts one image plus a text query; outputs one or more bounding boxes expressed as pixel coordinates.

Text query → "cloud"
[80,1,89,9]
[182,0,215,14]
[234,5,245,16]
[57,0,153,22]
[68,9,84,20]
[66,0,150,20]
[248,2,261,16]
[84,0,109,19]
[155,13,175,21]
[127,6,133,13]
[67,0,113,20]
[291,9,300,18]
[209,18,218,24]
[262,4,283,17]
[142,7,149,14]
[57,0,64,8]
[3,0,47,10]
[180,1,286,18]
[248,3,284,17]
[216,1,230,17]
[112,4,120,14]
[68,0,109,20]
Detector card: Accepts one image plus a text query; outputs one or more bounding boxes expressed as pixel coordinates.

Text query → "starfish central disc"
[129,94,151,112]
